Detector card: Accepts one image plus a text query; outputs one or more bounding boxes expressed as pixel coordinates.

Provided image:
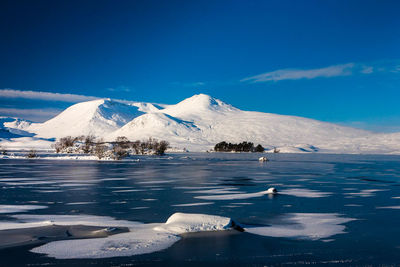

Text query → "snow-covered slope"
[28,99,144,138]
[2,94,400,154]
[110,94,381,152]
[0,117,33,138]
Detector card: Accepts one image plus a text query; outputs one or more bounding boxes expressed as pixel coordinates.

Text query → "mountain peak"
[163,94,237,117]
[181,94,219,106]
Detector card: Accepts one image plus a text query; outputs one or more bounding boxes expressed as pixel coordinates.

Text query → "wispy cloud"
[0,89,99,102]
[106,85,133,93]
[241,63,355,83]
[0,108,62,122]
[360,66,374,74]
[171,81,206,87]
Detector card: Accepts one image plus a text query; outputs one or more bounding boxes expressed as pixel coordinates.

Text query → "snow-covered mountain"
[109,94,377,152]
[2,94,400,154]
[27,99,144,138]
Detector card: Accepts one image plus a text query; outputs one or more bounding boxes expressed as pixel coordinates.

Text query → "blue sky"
[1,0,400,131]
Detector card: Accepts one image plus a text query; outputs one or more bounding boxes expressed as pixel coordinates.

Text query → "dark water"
[1,153,400,266]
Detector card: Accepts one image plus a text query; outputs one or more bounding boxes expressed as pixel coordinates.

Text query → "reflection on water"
[1,153,400,265]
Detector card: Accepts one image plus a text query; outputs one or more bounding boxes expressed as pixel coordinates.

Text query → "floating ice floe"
[187,187,244,194]
[244,213,355,240]
[65,202,96,205]
[194,187,277,200]
[172,202,214,207]
[279,188,331,198]
[376,206,400,209]
[194,186,332,201]
[0,205,48,214]
[343,189,388,197]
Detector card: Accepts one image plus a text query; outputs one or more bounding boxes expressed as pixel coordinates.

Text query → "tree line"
[53,136,169,160]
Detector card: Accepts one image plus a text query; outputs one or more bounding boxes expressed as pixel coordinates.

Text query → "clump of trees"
[214,141,265,152]
[26,149,37,158]
[110,137,169,159]
[54,135,170,160]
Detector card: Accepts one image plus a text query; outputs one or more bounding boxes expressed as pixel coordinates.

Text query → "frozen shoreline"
[2,150,400,162]
[0,212,354,259]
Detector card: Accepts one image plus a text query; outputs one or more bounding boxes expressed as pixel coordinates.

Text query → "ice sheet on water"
[376,206,400,209]
[172,202,214,207]
[245,213,355,240]
[0,205,48,214]
[194,190,273,200]
[0,211,356,259]
[187,187,243,194]
[279,188,332,198]
[343,189,388,197]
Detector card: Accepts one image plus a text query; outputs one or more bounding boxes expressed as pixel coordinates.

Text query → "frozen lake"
[1,153,400,266]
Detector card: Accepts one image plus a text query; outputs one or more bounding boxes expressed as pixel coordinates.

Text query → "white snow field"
[0,212,353,259]
[1,94,400,154]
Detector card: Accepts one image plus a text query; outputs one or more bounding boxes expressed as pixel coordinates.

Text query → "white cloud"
[0,89,99,102]
[0,108,62,122]
[360,66,374,74]
[241,63,355,83]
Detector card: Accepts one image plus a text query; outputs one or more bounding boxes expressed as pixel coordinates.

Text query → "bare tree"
[139,142,146,155]
[94,140,107,159]
[112,137,129,160]
[115,136,130,149]
[82,135,95,154]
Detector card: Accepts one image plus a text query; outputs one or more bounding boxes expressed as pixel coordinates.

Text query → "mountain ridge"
[1,94,399,154]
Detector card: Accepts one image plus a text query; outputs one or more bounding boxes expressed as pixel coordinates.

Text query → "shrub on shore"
[26,149,37,158]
